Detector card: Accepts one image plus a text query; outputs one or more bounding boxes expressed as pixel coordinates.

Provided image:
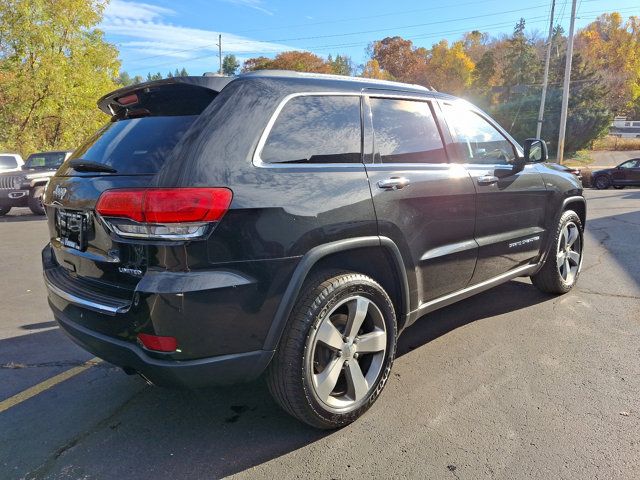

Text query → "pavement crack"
[0,361,113,370]
[21,385,149,480]
[576,289,640,300]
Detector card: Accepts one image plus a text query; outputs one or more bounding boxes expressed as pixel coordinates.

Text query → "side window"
[370,98,447,164]
[619,160,638,169]
[260,95,361,164]
[443,104,517,165]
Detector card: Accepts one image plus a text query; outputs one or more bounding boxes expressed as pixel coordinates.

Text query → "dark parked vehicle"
[592,158,640,189]
[547,163,583,184]
[0,150,72,215]
[42,72,585,428]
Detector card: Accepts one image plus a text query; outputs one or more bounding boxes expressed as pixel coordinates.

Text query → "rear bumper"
[52,304,274,388]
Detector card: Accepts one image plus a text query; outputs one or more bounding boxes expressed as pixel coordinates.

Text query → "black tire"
[0,206,10,216]
[593,175,610,190]
[266,270,397,429]
[613,185,625,190]
[28,186,45,215]
[531,210,584,294]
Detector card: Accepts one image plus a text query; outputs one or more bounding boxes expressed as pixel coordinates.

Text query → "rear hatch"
[44,78,231,296]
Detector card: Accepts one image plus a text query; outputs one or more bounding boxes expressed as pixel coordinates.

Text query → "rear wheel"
[594,175,610,190]
[28,186,45,215]
[0,206,10,216]
[267,270,397,429]
[531,210,583,294]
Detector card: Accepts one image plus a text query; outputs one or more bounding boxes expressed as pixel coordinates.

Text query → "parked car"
[546,163,583,183]
[0,150,72,215]
[42,72,586,429]
[592,158,640,189]
[0,153,24,174]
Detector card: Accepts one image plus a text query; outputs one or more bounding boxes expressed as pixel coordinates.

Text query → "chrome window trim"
[252,91,437,168]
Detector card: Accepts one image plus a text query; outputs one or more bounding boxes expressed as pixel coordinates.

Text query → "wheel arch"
[262,236,410,351]
[534,195,586,275]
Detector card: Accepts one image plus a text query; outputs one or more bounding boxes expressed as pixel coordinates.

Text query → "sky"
[101,0,640,77]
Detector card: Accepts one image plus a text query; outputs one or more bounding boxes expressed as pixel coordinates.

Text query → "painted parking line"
[0,358,101,414]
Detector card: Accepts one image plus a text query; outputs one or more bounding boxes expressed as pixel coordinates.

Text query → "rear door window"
[260,95,362,164]
[370,98,447,164]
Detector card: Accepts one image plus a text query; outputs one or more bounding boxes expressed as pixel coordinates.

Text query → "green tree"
[0,0,119,155]
[502,19,541,95]
[329,54,352,76]
[222,54,240,75]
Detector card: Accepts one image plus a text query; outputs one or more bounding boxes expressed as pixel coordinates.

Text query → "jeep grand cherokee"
[42,72,585,429]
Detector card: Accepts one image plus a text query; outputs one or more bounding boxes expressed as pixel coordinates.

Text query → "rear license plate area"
[55,209,90,251]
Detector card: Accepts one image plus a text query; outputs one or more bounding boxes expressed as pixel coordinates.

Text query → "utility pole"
[536,0,555,139]
[217,34,222,74]
[557,0,578,164]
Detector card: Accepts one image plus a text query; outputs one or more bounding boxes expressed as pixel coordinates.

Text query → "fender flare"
[534,195,586,274]
[262,236,410,351]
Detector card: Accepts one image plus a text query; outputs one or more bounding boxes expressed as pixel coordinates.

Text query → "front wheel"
[0,206,10,216]
[28,186,45,215]
[267,270,397,429]
[594,175,610,190]
[531,210,584,294]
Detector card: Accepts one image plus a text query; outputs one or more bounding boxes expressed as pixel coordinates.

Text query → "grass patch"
[563,150,594,167]
[592,135,640,151]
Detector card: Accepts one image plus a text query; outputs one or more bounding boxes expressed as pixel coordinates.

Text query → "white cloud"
[218,0,273,16]
[101,1,296,72]
[105,0,175,22]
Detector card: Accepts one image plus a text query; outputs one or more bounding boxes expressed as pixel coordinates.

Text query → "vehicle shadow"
[1,280,555,480]
[0,208,45,222]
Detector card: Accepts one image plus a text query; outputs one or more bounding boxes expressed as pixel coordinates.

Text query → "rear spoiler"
[97,76,235,116]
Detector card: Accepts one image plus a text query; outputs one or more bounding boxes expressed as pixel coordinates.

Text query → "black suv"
[0,150,72,215]
[42,72,585,429]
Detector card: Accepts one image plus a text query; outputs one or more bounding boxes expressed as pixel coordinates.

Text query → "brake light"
[137,333,177,352]
[96,188,232,240]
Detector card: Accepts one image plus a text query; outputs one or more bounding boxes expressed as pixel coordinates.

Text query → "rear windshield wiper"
[68,159,117,173]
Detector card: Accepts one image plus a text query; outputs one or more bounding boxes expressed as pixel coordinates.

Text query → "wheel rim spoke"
[313,356,345,401]
[568,250,581,265]
[355,330,386,354]
[345,297,369,340]
[315,319,344,351]
[566,226,579,247]
[345,360,369,401]
[556,251,566,268]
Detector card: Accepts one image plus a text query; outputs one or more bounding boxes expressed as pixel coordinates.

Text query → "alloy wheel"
[306,295,387,413]
[556,221,582,285]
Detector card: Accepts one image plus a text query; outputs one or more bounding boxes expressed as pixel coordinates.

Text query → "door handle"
[377,177,410,190]
[477,175,499,185]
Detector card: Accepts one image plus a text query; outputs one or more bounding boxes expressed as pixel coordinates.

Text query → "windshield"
[0,155,18,168]
[61,116,199,175]
[25,152,66,169]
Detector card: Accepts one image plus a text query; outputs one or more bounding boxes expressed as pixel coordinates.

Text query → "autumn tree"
[369,36,425,82]
[361,59,393,80]
[0,0,120,155]
[422,40,474,95]
[576,12,640,114]
[241,56,272,72]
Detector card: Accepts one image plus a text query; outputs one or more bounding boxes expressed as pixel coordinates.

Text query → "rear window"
[0,155,17,168]
[260,95,362,164]
[25,152,66,169]
[60,84,217,175]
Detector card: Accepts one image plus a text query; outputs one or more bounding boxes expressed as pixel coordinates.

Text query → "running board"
[405,264,538,327]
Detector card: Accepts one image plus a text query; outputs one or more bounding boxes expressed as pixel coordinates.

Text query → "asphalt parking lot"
[1,189,639,480]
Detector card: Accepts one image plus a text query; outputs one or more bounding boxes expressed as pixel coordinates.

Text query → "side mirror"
[523,138,548,163]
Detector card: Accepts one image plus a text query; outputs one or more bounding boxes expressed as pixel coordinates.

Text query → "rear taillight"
[96,188,232,240]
